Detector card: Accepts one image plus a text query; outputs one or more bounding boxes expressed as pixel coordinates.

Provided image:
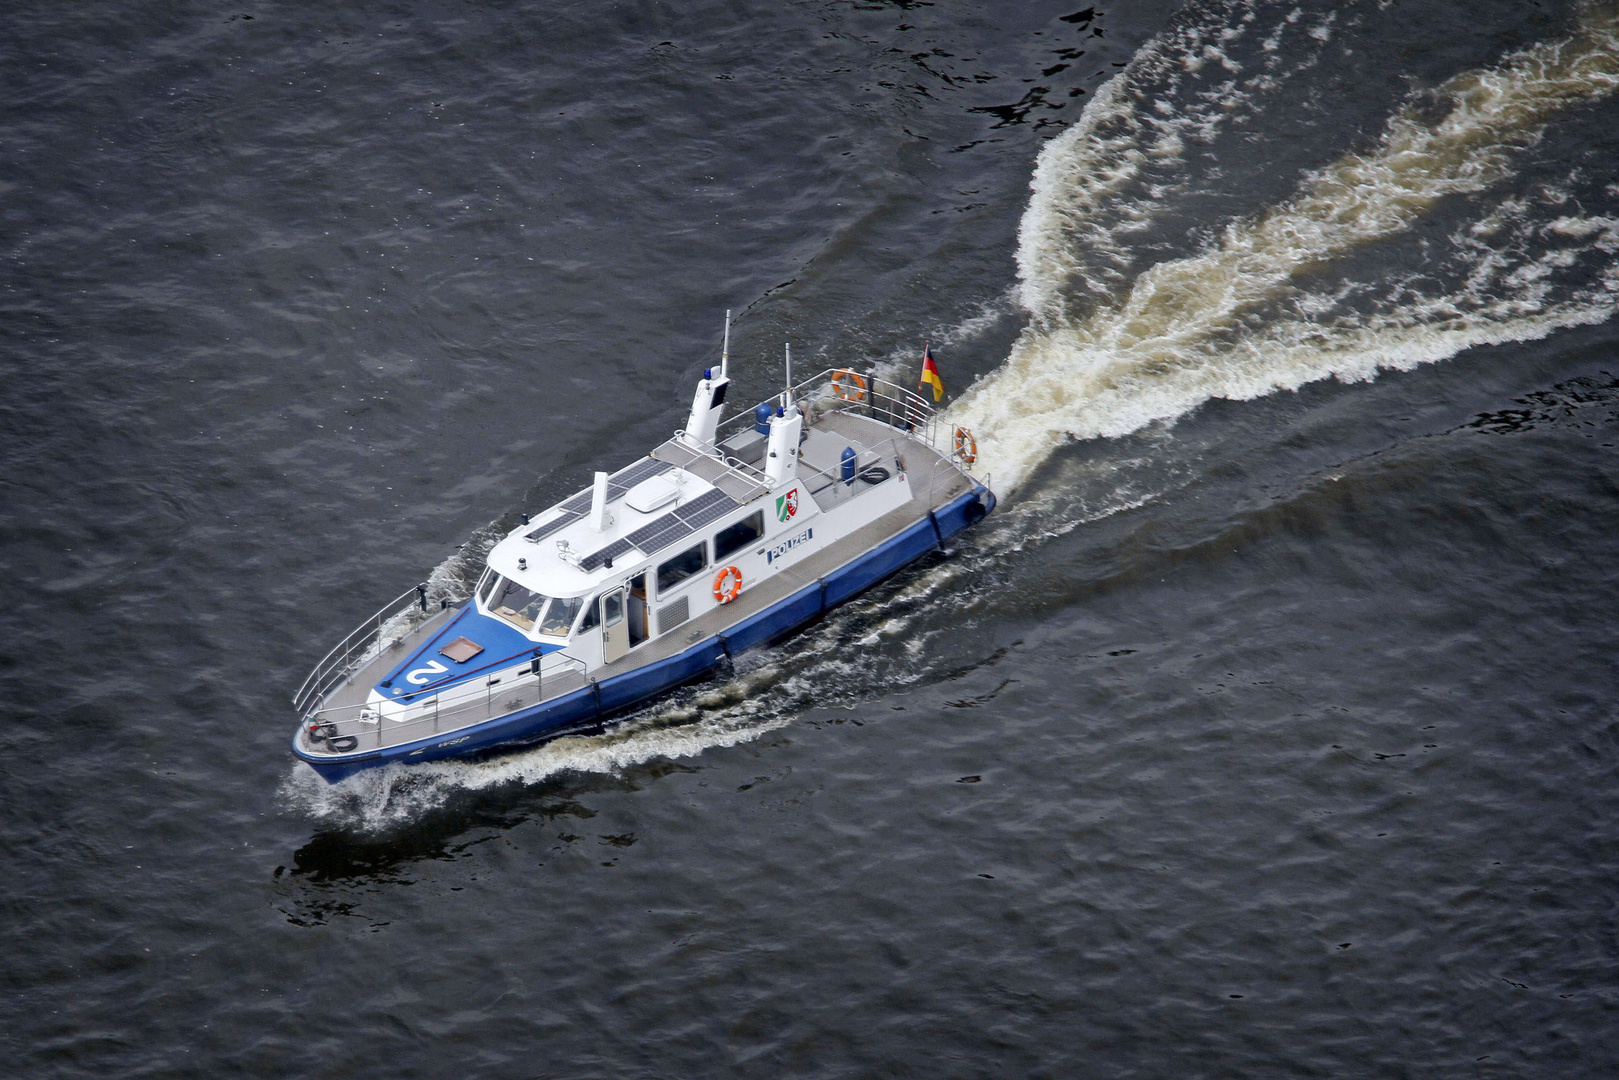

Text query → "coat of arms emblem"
[776,488,798,522]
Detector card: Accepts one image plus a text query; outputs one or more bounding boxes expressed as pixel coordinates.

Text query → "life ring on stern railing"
[831,369,868,402]
[713,564,744,604]
[953,426,978,466]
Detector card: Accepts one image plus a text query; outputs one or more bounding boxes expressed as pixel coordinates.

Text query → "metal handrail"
[292,584,450,716]
[800,434,901,500]
[715,368,942,450]
[301,652,590,755]
[658,430,772,498]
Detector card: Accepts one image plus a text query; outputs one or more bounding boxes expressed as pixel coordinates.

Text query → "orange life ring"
[712,564,744,604]
[953,426,977,466]
[831,369,868,402]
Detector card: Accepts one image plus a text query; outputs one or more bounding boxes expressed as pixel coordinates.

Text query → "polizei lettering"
[765,527,813,565]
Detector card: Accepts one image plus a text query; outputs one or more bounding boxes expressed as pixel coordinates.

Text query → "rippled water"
[6,2,1619,1076]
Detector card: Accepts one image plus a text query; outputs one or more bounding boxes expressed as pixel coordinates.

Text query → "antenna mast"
[784,343,792,406]
[721,310,731,380]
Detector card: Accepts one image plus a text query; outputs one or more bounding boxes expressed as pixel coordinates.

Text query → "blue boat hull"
[294,485,995,783]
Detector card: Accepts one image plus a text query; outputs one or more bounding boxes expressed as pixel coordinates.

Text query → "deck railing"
[655,432,772,503]
[292,584,453,717]
[796,432,910,511]
[715,368,943,452]
[301,652,590,755]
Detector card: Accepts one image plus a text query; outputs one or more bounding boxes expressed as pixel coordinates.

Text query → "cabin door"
[601,586,629,664]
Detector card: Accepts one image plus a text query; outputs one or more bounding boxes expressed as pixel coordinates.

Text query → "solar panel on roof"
[537,459,672,535]
[625,511,678,550]
[580,537,635,572]
[525,509,581,541]
[675,489,740,531]
[645,524,696,555]
[673,487,733,521]
[676,495,741,534]
[606,457,671,499]
[684,501,735,532]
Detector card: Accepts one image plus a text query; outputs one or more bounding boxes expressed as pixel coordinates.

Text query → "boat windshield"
[484,574,582,638]
[486,576,550,632]
[540,595,582,637]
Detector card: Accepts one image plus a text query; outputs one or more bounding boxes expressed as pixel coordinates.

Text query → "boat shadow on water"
[274,754,709,927]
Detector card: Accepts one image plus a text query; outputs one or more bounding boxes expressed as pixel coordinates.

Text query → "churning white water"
[947,2,1619,494]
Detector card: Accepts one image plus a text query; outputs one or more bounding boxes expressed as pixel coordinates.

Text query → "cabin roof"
[485,460,738,595]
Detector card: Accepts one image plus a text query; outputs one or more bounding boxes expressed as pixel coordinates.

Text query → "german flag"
[919,343,944,402]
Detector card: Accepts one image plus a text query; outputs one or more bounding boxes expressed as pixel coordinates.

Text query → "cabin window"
[714,510,765,561]
[477,568,500,606]
[488,577,551,632]
[540,596,581,637]
[657,542,708,594]
[602,590,624,626]
[577,595,601,633]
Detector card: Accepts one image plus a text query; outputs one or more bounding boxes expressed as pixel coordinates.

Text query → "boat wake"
[282,0,1619,826]
[947,0,1619,493]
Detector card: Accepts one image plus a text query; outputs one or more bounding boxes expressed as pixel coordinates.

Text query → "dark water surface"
[6,1,1619,1076]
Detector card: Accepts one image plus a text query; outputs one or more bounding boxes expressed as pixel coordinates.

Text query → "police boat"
[291,322,995,782]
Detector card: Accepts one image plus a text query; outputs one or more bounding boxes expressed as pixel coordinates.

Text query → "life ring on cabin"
[831,369,868,402]
[713,564,744,604]
[953,426,978,466]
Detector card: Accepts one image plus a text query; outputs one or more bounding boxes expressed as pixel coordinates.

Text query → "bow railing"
[292,584,454,717]
[300,652,590,755]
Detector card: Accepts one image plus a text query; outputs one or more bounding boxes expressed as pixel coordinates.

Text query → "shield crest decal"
[776,488,798,522]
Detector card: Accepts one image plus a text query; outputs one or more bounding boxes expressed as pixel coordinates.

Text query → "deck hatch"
[438,636,485,663]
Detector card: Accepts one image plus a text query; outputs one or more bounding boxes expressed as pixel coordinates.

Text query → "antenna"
[721,310,731,380]
[784,342,792,406]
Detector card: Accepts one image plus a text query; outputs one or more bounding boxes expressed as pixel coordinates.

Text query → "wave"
[947,2,1619,494]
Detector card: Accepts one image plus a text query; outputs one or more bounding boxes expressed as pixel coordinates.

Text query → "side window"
[657,543,708,594]
[577,595,601,633]
[714,510,765,562]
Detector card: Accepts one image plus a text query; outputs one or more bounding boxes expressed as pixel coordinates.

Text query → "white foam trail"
[1016,1,1347,322]
[952,4,1619,494]
[280,669,803,828]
